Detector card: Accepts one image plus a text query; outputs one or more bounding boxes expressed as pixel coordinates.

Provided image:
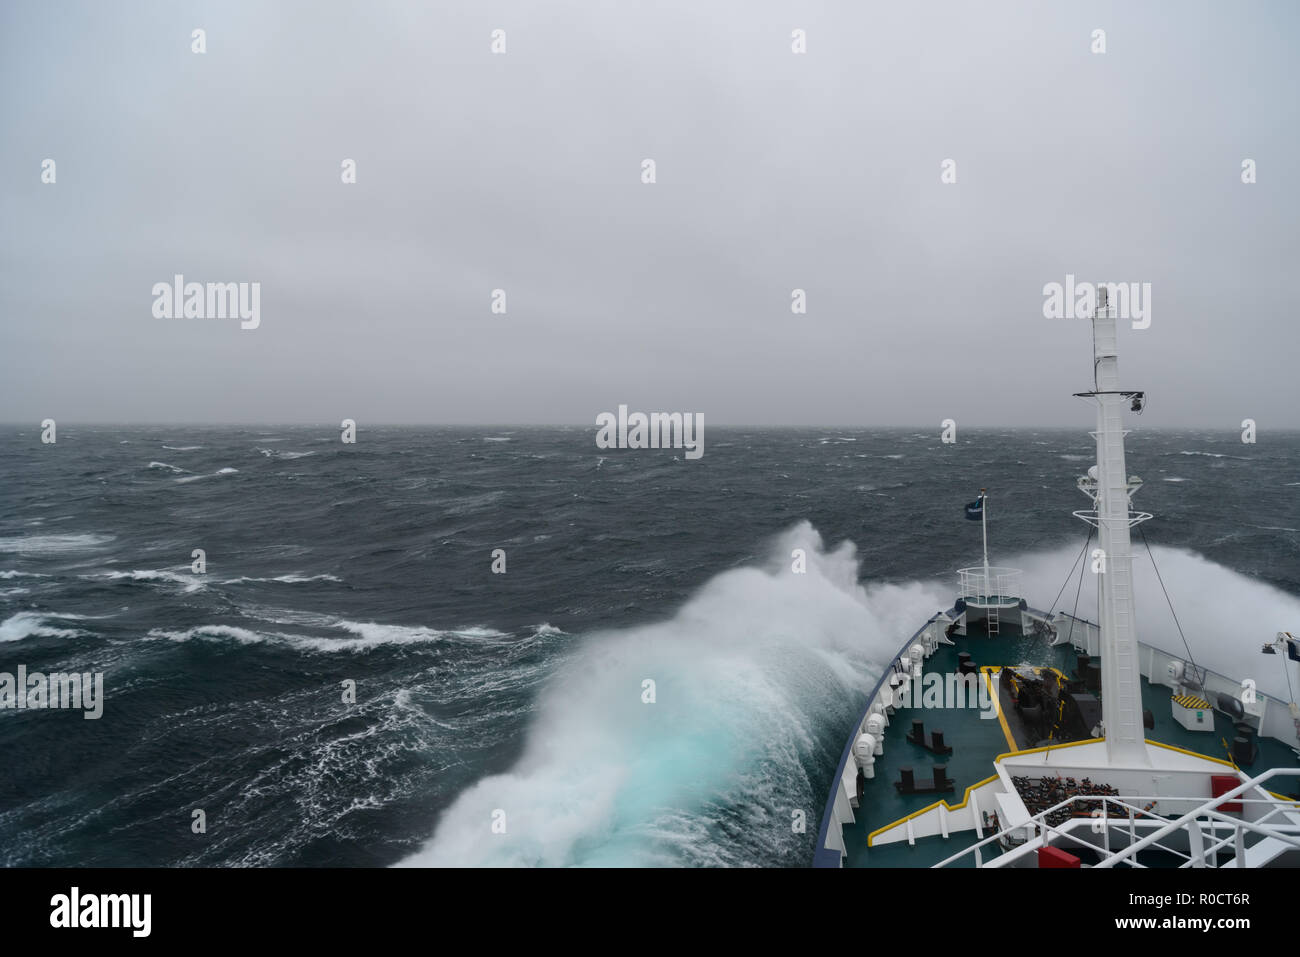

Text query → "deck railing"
[957,566,1022,605]
[934,767,1300,868]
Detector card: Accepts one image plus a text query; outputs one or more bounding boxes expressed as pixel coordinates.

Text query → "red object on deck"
[1211,775,1243,813]
[1037,846,1080,868]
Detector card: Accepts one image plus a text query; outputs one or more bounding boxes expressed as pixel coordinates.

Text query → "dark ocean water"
[1,426,1297,867]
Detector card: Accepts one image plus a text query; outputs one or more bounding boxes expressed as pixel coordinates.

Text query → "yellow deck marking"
[866,775,999,847]
[983,666,1016,752]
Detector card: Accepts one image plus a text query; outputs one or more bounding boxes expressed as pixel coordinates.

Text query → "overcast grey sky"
[2,0,1297,427]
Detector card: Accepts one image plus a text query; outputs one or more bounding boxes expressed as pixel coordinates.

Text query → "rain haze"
[2,0,1297,427]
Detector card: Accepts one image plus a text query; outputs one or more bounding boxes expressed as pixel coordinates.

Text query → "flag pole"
[981,488,989,599]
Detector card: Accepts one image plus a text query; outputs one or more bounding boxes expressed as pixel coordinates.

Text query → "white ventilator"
[854,734,878,778]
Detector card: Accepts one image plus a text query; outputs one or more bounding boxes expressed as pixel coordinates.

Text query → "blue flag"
[965,494,984,521]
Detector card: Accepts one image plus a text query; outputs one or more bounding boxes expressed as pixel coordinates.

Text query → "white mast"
[1077,287,1150,766]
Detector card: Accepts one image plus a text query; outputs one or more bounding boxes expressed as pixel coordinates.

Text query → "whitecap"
[90,569,205,593]
[146,619,507,654]
[0,534,114,554]
[148,624,267,646]
[175,468,238,483]
[223,574,342,584]
[0,611,91,642]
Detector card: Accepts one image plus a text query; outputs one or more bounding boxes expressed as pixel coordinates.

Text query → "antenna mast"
[1073,287,1152,766]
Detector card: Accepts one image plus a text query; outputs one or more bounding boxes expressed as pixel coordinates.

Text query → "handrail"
[933,767,1300,868]
[1095,768,1300,868]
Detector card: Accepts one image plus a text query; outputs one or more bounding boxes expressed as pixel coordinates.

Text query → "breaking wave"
[399,522,945,867]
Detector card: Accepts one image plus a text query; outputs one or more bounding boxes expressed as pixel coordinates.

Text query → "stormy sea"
[1,426,1297,867]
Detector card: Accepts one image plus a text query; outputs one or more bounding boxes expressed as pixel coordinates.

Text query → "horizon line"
[2,421,1293,432]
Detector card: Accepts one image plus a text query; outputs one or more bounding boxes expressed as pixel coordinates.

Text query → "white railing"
[934,767,1300,868]
[958,566,1022,606]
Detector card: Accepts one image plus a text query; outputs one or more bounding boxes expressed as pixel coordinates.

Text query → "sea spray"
[399,521,949,867]
[1014,544,1300,702]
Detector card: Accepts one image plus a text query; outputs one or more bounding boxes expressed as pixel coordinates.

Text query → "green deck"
[840,629,1300,868]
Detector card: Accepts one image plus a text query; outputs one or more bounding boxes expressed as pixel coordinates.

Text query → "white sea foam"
[162,445,203,451]
[148,461,188,473]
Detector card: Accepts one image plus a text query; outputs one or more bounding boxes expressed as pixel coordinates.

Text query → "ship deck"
[840,627,1300,868]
